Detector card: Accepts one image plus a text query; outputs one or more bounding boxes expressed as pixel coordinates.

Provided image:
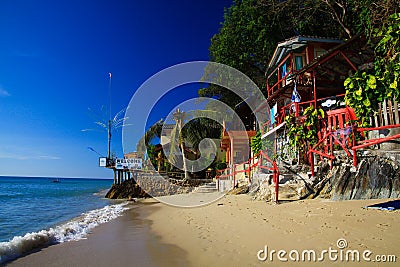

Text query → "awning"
[261,122,286,139]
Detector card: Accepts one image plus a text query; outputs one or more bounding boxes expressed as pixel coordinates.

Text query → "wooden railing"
[370,98,400,127]
[270,94,347,127]
[267,54,293,97]
[308,100,400,173]
[216,150,280,203]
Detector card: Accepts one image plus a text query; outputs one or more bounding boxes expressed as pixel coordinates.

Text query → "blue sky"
[0,0,232,178]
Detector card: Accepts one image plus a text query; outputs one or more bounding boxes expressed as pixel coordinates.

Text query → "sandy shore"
[7,194,399,267]
[7,203,189,267]
[146,193,399,267]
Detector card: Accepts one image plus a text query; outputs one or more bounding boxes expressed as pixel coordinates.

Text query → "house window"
[281,63,287,78]
[294,55,304,70]
[315,49,326,59]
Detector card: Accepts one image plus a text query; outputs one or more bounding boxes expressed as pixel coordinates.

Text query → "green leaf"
[344,78,353,88]
[390,80,397,89]
[367,75,377,89]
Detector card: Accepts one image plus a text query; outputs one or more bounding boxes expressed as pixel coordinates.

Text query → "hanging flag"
[291,82,301,103]
[270,103,278,125]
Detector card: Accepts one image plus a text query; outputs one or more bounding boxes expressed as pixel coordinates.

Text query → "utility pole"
[108,72,112,160]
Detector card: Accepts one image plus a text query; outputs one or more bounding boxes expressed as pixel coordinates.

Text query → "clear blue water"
[0,176,113,243]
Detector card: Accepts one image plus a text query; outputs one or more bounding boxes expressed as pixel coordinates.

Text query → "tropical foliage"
[201,0,399,112]
[137,113,223,175]
[250,131,263,155]
[285,106,325,154]
[345,12,400,126]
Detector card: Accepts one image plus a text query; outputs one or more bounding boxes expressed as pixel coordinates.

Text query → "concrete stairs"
[193,182,218,193]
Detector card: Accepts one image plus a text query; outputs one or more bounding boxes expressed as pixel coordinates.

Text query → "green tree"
[285,106,325,155]
[200,0,350,108]
[182,117,222,149]
[200,0,399,109]
[345,12,400,125]
[250,131,263,155]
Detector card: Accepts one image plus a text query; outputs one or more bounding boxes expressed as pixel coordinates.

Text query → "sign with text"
[99,157,107,167]
[115,158,142,170]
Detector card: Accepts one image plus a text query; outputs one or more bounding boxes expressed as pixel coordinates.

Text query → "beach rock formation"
[251,171,313,201]
[105,179,150,199]
[326,154,400,200]
[105,173,211,199]
[251,151,400,202]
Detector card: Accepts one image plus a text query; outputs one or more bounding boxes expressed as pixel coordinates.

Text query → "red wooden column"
[232,163,236,190]
[313,70,317,108]
[273,161,279,204]
[309,151,315,177]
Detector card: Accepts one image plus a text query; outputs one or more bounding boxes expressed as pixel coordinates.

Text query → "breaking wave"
[0,202,129,264]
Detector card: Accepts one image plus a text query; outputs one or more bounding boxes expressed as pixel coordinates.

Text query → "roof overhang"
[266,36,344,75]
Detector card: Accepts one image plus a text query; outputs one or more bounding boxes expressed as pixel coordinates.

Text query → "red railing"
[216,150,280,203]
[351,124,400,166]
[308,122,400,175]
[267,54,293,97]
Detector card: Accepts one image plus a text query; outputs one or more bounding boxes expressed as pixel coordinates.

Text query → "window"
[295,56,303,70]
[315,49,326,59]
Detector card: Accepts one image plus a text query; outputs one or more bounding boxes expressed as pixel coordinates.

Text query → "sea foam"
[0,202,129,264]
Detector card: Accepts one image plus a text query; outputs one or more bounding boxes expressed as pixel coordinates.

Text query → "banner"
[115,158,142,170]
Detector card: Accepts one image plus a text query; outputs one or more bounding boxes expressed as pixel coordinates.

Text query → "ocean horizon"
[0,176,127,264]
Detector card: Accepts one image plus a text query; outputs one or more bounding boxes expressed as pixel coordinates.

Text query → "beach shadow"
[366,200,400,210]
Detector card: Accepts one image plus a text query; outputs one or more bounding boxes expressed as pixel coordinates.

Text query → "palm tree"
[139,109,224,177]
[172,108,189,179]
[170,109,224,178]
[136,119,164,168]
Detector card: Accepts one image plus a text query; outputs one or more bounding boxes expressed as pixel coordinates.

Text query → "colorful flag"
[291,82,301,103]
[270,103,278,125]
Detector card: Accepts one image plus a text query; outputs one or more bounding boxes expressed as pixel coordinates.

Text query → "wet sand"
[7,203,189,267]
[7,194,400,267]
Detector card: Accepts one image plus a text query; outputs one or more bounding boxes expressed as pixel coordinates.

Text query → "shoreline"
[6,194,400,266]
[7,202,189,267]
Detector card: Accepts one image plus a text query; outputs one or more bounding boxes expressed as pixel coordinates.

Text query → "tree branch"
[321,0,352,38]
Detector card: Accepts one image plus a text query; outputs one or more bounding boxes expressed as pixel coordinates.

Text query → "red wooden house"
[264,35,399,170]
[217,35,400,194]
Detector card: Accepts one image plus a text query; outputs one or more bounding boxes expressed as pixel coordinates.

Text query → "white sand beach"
[146,193,400,266]
[8,193,399,267]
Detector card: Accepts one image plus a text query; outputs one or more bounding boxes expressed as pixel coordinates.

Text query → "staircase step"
[193,182,217,193]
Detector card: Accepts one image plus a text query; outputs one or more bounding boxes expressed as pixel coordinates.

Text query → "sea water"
[0,176,128,263]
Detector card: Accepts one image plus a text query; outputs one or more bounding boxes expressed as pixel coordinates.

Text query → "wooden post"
[232,164,236,190]
[353,149,357,166]
[330,133,334,169]
[377,102,383,126]
[113,169,117,184]
[383,99,389,126]
[247,159,251,184]
[310,151,315,177]
[388,99,394,125]
[393,98,400,125]
[352,124,357,166]
[273,161,279,204]
[313,71,317,108]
